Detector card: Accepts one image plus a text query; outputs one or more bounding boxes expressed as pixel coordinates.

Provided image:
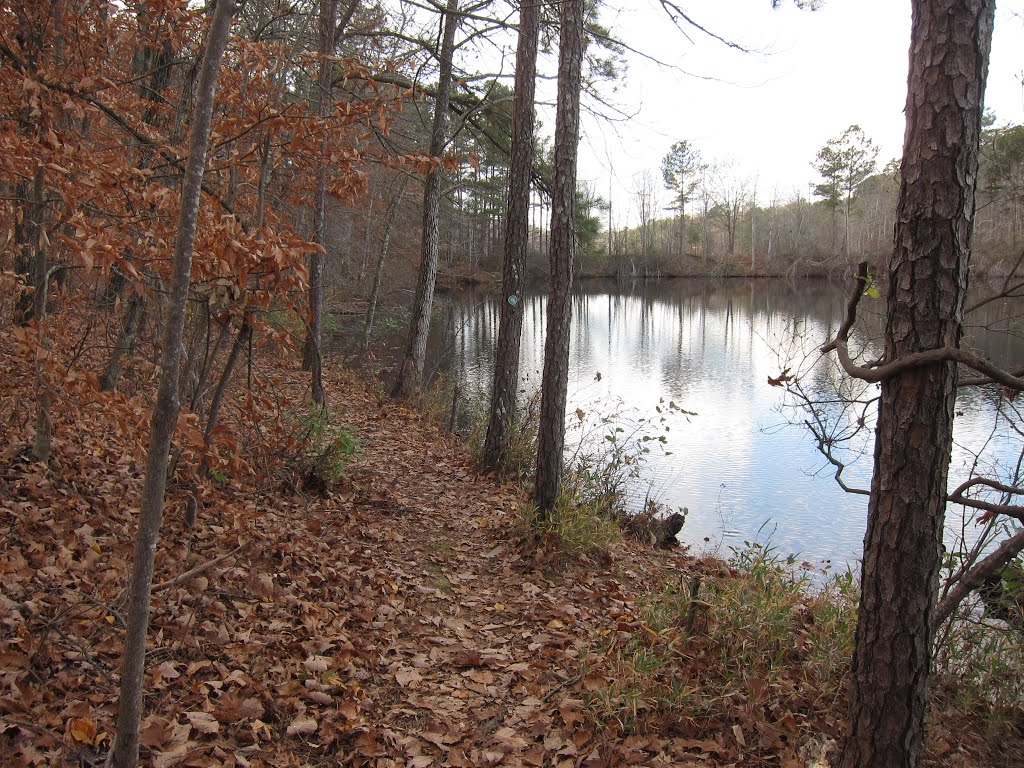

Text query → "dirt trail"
[321,381,702,767]
[0,360,705,768]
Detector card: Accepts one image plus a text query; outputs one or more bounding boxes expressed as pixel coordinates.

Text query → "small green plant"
[285,405,359,494]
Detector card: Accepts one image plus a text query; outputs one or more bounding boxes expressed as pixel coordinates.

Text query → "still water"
[428,279,1024,567]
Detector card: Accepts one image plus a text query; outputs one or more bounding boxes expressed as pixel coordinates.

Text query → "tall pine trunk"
[482,0,540,469]
[840,2,994,765]
[393,0,459,398]
[107,3,235,765]
[533,0,584,514]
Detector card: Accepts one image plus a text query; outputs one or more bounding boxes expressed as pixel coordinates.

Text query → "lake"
[424,278,1024,567]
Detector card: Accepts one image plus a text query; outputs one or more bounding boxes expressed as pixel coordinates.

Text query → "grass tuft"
[583,541,857,761]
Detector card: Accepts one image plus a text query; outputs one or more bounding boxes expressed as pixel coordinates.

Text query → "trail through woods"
[0,340,1006,767]
[0,341,731,767]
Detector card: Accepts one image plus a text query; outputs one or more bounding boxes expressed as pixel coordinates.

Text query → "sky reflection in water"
[433,279,1024,568]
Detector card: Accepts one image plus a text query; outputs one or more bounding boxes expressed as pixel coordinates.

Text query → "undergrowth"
[933,592,1024,728]
[415,375,1024,760]
[583,541,857,762]
[281,404,359,495]
[423,382,692,555]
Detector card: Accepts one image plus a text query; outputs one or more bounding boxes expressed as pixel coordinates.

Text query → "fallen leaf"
[286,714,318,736]
[67,718,96,745]
[303,655,331,674]
[153,745,191,768]
[395,666,423,687]
[184,711,219,735]
[139,715,173,748]
[581,673,608,692]
[732,724,746,748]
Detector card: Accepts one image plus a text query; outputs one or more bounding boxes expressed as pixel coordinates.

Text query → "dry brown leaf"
[732,723,746,748]
[67,717,96,745]
[395,666,423,687]
[303,654,331,674]
[286,714,318,736]
[185,711,220,735]
[139,715,173,749]
[152,744,192,768]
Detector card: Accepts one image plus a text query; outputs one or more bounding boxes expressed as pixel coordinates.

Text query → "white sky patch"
[573,0,1024,219]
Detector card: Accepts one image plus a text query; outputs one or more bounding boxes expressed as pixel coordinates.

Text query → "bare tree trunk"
[188,313,230,413]
[840,2,994,766]
[533,0,584,515]
[101,289,148,392]
[29,167,51,462]
[393,0,459,398]
[107,3,235,765]
[482,0,539,470]
[303,0,339,407]
[255,133,273,229]
[198,316,252,477]
[363,182,407,355]
[13,181,35,324]
[358,178,376,284]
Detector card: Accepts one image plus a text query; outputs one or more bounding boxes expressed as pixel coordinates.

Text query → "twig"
[947,478,1024,524]
[0,717,67,746]
[685,574,703,634]
[152,543,246,594]
[541,672,585,703]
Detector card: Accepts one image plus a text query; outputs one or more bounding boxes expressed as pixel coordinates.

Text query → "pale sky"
[575,0,1024,216]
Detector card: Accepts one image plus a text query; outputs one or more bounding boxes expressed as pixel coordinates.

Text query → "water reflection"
[429,279,1024,566]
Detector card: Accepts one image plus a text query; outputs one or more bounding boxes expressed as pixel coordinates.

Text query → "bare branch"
[966,247,1024,314]
[822,261,1024,391]
[657,1,752,52]
[933,527,1024,629]
[152,543,247,594]
[803,416,871,495]
[948,477,1024,524]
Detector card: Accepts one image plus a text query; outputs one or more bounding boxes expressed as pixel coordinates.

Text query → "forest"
[1,1,1023,768]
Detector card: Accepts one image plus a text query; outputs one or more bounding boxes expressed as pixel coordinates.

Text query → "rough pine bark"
[393,0,459,398]
[108,2,236,765]
[482,0,540,469]
[533,0,584,514]
[840,2,994,766]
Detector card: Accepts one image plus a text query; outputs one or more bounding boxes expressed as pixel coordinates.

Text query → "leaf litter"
[0,338,1003,767]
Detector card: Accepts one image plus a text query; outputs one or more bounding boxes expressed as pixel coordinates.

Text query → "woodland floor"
[0,339,1017,767]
